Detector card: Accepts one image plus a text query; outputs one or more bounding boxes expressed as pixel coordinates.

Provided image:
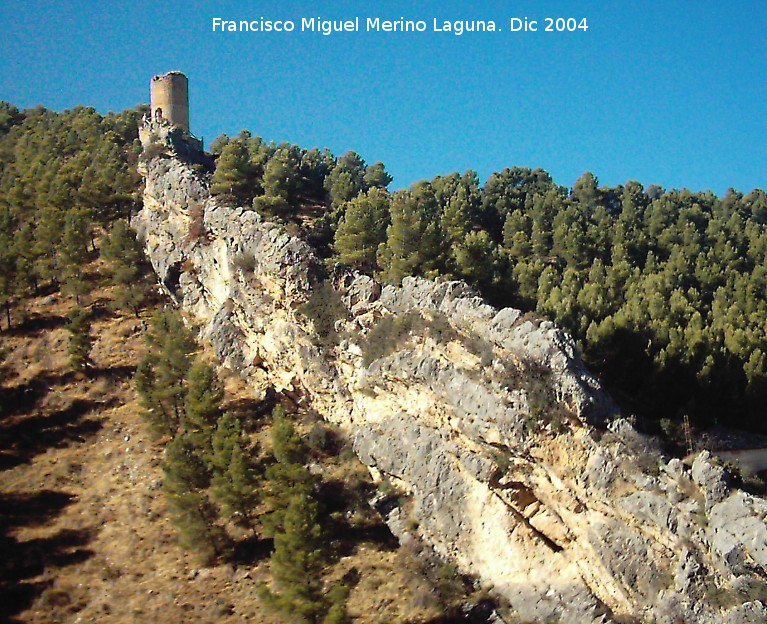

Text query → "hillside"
[0,254,494,623]
[1,100,767,623]
[133,119,767,623]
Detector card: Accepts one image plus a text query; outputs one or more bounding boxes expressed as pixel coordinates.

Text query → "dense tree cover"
[208,131,391,228]
[0,101,144,325]
[0,104,142,219]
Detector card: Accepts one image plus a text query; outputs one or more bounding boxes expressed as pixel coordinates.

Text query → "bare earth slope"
[0,289,267,624]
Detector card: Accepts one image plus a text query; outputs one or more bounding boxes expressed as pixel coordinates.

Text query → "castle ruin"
[150,71,190,132]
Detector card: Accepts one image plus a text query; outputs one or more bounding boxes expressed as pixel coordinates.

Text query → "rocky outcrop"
[134,123,767,623]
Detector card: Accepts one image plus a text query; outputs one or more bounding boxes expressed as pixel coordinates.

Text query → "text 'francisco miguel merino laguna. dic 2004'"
[211,16,590,36]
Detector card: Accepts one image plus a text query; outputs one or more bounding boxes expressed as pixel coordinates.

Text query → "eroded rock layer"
[134,123,767,624]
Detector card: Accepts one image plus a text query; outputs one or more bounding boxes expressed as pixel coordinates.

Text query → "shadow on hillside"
[318,478,400,558]
[0,371,84,422]
[87,302,118,322]
[88,364,136,380]
[0,399,104,470]
[223,395,277,431]
[3,313,68,337]
[0,382,46,422]
[0,490,95,622]
[0,363,135,422]
[332,521,400,556]
[403,599,503,624]
[0,491,75,531]
[230,534,273,565]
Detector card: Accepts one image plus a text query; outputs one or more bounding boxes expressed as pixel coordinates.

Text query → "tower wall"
[150,71,190,133]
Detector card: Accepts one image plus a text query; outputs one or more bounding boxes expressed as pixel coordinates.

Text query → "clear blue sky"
[1,0,765,195]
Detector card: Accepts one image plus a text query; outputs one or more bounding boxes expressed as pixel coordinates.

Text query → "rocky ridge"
[133,122,767,623]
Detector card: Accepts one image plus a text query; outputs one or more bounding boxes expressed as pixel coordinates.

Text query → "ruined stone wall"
[133,124,767,624]
[150,71,190,132]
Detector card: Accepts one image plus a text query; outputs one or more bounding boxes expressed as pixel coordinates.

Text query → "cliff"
[133,122,767,624]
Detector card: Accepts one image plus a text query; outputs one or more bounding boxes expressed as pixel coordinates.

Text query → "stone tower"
[150,71,190,133]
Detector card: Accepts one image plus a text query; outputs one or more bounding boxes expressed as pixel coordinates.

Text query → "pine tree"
[441,185,474,247]
[134,358,162,432]
[271,405,306,465]
[452,230,496,290]
[59,207,91,304]
[101,219,147,316]
[362,161,392,190]
[210,412,259,528]
[162,433,228,563]
[182,361,223,459]
[571,171,599,206]
[167,491,229,565]
[299,147,332,202]
[262,493,326,623]
[210,139,254,203]
[66,307,92,372]
[33,204,65,286]
[325,151,366,211]
[378,184,444,284]
[0,211,16,329]
[262,406,316,538]
[13,221,39,296]
[246,134,275,185]
[0,101,22,136]
[163,433,211,494]
[503,210,533,259]
[209,411,240,472]
[209,133,230,155]
[134,310,196,437]
[333,188,390,273]
[252,147,302,219]
[261,147,301,202]
[322,585,351,624]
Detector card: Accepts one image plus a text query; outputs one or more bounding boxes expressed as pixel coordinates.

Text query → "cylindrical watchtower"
[150,71,190,132]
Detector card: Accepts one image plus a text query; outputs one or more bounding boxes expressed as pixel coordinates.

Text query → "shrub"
[307,422,336,455]
[361,312,418,366]
[296,281,348,349]
[141,141,166,161]
[519,357,570,430]
[252,194,292,219]
[185,204,207,243]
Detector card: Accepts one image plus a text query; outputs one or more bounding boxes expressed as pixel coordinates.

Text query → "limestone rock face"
[134,125,767,624]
